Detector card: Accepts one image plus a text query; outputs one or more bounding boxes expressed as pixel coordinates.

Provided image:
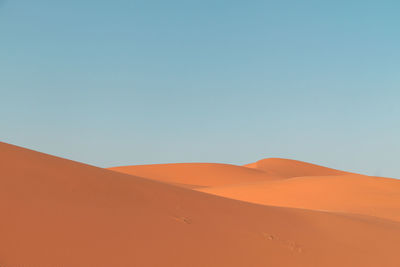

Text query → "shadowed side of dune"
[1,142,400,267]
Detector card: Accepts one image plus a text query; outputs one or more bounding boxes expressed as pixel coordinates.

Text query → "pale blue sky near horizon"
[1,0,399,177]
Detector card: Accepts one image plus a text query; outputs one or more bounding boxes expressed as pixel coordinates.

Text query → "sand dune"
[112,159,400,222]
[244,158,350,178]
[2,142,400,267]
[108,158,348,188]
[109,163,279,188]
[199,174,400,222]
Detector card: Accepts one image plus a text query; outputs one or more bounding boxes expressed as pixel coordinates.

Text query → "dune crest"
[244,158,350,178]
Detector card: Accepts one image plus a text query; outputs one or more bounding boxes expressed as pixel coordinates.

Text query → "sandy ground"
[1,141,400,266]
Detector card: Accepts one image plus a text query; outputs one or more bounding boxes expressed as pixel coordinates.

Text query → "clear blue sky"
[1,0,399,177]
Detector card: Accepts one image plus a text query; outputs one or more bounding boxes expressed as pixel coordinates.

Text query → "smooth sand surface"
[113,159,400,222]
[109,163,280,188]
[199,174,400,222]
[2,142,400,266]
[244,158,350,178]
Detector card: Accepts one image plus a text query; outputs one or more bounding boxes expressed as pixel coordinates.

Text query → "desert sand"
[199,174,400,222]
[109,163,280,188]
[243,158,351,178]
[2,141,400,266]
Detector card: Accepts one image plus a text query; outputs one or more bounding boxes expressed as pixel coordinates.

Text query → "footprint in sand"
[171,215,192,224]
[262,232,303,253]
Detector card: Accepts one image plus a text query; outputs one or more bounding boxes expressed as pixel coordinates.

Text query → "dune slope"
[244,158,350,178]
[199,174,400,222]
[109,163,279,188]
[1,142,400,267]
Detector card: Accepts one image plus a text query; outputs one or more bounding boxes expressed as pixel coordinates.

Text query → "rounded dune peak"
[244,157,350,178]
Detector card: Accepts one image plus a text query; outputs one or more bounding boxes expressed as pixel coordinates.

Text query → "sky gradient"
[1,0,399,177]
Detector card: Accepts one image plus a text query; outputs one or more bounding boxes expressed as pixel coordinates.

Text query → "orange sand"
[109,163,280,188]
[2,141,400,266]
[244,158,351,178]
[199,174,400,222]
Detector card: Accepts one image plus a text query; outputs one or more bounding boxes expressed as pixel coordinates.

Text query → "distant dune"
[109,163,280,188]
[199,174,400,222]
[244,158,350,178]
[2,141,400,266]
[113,159,400,222]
